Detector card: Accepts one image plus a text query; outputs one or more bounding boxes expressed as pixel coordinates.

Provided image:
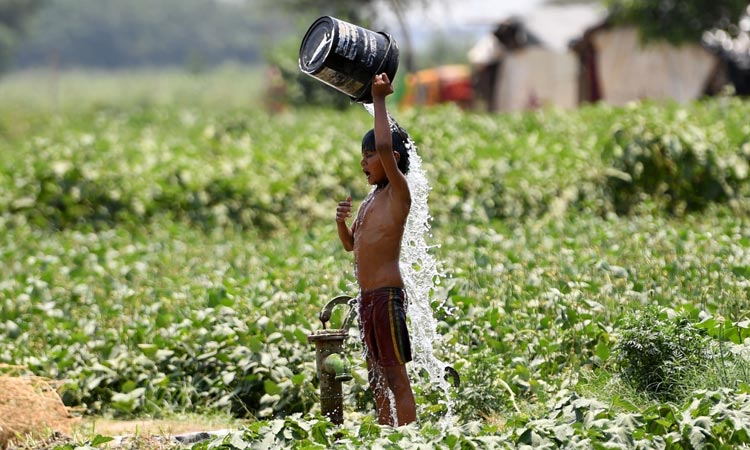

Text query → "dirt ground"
[79,417,238,438]
[0,373,238,449]
[4,418,237,450]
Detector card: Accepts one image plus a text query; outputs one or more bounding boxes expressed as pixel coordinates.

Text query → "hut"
[702,4,750,96]
[469,4,606,112]
[571,24,724,105]
[470,4,728,111]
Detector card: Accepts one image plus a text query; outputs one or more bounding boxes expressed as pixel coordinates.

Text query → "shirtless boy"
[335,73,417,426]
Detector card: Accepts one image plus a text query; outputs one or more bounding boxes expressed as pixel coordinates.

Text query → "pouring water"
[363,104,456,427]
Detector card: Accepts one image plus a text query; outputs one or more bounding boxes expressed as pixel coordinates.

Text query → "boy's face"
[361,148,385,186]
[361,148,402,186]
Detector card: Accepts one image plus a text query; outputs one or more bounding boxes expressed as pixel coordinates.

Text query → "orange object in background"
[400,65,473,108]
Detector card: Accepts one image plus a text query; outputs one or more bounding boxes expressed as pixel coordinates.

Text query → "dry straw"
[0,365,76,449]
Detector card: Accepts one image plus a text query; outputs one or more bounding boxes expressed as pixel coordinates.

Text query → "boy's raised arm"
[371,74,410,201]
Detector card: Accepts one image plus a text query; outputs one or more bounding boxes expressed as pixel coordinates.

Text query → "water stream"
[362,104,454,426]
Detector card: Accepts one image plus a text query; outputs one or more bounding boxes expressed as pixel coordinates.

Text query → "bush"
[604,0,748,45]
[604,111,750,215]
[615,306,712,401]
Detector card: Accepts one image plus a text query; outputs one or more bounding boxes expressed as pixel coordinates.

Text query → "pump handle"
[319,295,355,330]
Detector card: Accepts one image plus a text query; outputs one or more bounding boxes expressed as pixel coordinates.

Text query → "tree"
[603,0,747,45]
[545,0,600,4]
[0,0,45,72]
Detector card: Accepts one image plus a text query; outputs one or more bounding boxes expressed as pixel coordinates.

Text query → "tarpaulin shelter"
[469,4,606,112]
[571,25,724,105]
[470,4,727,111]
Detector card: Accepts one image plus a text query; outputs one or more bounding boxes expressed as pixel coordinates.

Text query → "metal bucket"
[299,16,399,104]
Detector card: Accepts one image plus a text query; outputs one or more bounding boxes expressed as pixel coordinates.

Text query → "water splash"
[362,104,454,426]
[386,387,398,425]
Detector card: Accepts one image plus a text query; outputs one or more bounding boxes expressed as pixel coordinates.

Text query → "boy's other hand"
[336,195,352,223]
[372,73,393,99]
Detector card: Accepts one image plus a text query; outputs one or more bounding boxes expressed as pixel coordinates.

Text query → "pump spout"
[323,353,353,382]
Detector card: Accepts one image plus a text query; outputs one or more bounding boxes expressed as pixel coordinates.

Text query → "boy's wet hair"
[361,127,411,175]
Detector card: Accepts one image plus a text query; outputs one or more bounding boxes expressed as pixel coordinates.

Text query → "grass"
[0,64,265,112]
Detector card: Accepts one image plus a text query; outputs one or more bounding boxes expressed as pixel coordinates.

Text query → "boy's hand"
[371,73,393,99]
[336,195,352,223]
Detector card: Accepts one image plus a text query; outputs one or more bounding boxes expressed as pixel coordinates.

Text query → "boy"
[334,73,417,426]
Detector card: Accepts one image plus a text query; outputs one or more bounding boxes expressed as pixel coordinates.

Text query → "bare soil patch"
[79,417,237,438]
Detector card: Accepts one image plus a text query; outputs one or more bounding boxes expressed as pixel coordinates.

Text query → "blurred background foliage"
[0,0,44,71]
[2,0,436,70]
[2,0,745,70]
[1,0,748,108]
[605,0,748,45]
[11,0,285,70]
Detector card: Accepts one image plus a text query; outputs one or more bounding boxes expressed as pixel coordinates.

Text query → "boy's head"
[361,127,411,175]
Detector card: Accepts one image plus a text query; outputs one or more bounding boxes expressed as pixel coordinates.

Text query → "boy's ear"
[393,151,401,162]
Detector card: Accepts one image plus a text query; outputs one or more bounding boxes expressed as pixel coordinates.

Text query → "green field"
[2,68,750,449]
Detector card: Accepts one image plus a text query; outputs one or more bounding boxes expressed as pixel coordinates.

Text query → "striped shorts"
[359,286,412,366]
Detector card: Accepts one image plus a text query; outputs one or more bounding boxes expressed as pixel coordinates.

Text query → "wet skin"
[334,73,417,426]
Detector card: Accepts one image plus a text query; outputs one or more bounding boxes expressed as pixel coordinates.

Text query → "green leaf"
[732,265,750,279]
[358,420,381,438]
[137,343,158,357]
[595,339,610,362]
[387,431,404,442]
[90,434,115,446]
[291,373,305,386]
[264,379,282,395]
[311,420,331,445]
[121,380,137,393]
[248,336,263,352]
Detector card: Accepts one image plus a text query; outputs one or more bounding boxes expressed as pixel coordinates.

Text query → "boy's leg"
[367,356,394,425]
[363,287,415,425]
[383,364,416,426]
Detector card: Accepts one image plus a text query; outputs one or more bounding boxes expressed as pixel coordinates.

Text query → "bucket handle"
[353,32,395,103]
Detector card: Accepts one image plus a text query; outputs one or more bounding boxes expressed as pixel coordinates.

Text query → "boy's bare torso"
[353,184,407,291]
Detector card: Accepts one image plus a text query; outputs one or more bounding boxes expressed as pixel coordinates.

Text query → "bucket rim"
[298,15,337,75]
